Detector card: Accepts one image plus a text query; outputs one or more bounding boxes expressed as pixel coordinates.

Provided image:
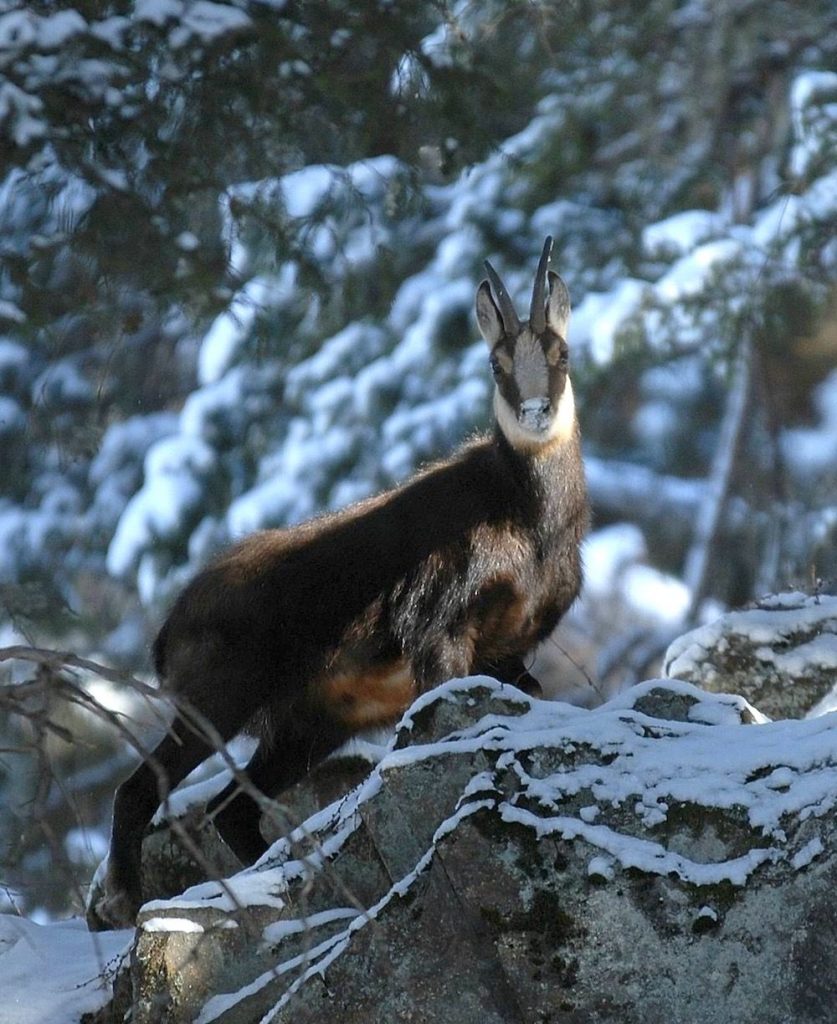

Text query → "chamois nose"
[519,398,551,431]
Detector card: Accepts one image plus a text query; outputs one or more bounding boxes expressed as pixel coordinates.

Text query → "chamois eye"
[489,354,502,378]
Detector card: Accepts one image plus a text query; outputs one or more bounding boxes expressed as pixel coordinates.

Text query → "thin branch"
[0,645,159,699]
[683,334,755,616]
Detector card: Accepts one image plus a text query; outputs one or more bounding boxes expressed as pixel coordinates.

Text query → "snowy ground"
[0,915,131,1024]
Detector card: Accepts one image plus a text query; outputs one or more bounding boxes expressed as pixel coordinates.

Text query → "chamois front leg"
[411,634,474,693]
[475,654,543,698]
[411,630,541,698]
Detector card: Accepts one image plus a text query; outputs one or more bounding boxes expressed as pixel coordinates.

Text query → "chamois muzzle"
[519,397,552,433]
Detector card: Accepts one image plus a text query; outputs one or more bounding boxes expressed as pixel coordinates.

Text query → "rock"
[104,676,837,1024]
[663,591,837,718]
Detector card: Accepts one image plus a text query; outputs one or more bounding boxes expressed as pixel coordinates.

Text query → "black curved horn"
[529,235,553,334]
[483,259,521,334]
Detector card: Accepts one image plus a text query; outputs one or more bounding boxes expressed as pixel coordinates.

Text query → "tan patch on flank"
[320,660,416,728]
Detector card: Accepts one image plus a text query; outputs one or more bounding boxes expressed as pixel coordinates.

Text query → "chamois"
[95,237,588,928]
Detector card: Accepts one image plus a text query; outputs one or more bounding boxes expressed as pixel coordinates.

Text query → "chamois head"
[476,236,575,451]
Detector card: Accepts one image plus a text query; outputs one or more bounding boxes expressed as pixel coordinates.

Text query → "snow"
[0,395,24,434]
[766,634,837,677]
[89,14,131,49]
[35,10,87,50]
[134,0,183,27]
[583,524,691,628]
[142,916,206,933]
[583,523,647,589]
[89,412,178,488]
[791,837,824,870]
[85,62,837,619]
[1,37,836,996]
[182,364,277,445]
[642,209,727,259]
[0,299,26,324]
[801,166,837,222]
[750,192,802,251]
[198,277,274,385]
[620,564,691,626]
[278,156,403,225]
[262,907,360,945]
[782,370,837,475]
[0,915,131,1024]
[31,358,94,408]
[0,82,46,147]
[170,1,252,47]
[284,323,389,402]
[570,279,647,363]
[106,435,217,577]
[0,11,37,50]
[587,855,614,881]
[663,593,837,685]
[653,239,742,303]
[280,165,339,220]
[148,674,837,920]
[789,70,837,177]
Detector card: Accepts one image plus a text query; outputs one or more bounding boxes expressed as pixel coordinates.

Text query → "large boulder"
[103,675,836,1024]
[663,591,837,718]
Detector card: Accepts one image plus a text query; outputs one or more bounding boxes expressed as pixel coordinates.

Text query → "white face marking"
[494,378,576,452]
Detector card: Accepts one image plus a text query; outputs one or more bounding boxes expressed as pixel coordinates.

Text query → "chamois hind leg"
[208,705,351,865]
[97,709,242,929]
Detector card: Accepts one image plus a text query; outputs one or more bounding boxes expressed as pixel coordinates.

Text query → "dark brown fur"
[96,240,588,928]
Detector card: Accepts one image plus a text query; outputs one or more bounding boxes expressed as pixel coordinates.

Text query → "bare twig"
[0,643,373,961]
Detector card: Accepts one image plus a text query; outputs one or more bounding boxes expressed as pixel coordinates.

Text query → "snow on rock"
[107,673,837,1024]
[664,592,837,719]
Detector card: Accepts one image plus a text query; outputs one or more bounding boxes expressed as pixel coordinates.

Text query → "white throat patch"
[494,378,576,453]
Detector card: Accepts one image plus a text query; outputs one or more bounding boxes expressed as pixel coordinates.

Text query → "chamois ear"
[476,279,504,347]
[546,271,571,339]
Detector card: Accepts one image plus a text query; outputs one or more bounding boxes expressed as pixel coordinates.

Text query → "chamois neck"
[492,412,580,490]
